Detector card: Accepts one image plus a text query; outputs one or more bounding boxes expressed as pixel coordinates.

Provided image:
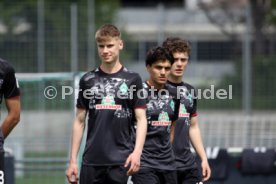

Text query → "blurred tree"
[199,0,245,41]
[0,0,37,72]
[250,0,271,55]
[266,0,276,55]
[198,0,276,110]
[198,0,275,56]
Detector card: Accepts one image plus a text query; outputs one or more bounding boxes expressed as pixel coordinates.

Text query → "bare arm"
[133,108,147,155]
[66,108,87,184]
[1,96,20,138]
[125,108,147,175]
[170,121,176,143]
[189,116,211,181]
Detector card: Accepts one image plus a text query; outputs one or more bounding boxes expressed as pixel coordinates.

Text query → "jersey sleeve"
[76,76,89,109]
[131,74,146,109]
[166,84,179,122]
[190,87,197,117]
[3,64,20,99]
[172,97,180,122]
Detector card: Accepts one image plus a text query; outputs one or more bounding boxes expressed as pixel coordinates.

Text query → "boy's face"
[147,60,172,85]
[170,51,189,77]
[97,37,123,64]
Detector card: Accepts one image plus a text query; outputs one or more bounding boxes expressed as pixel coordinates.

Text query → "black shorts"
[177,168,202,184]
[132,168,177,184]
[80,165,129,184]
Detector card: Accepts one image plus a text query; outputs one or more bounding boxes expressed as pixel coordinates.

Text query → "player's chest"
[146,94,176,121]
[87,77,132,97]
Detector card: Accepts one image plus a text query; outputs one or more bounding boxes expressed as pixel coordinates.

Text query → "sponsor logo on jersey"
[178,104,190,117]
[187,93,193,104]
[96,95,122,110]
[102,95,115,105]
[152,111,171,126]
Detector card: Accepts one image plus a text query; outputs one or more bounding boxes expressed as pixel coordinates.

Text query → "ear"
[119,40,123,50]
[146,65,151,73]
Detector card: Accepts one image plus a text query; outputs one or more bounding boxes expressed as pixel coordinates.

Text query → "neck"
[168,75,183,84]
[100,61,122,74]
[147,79,164,90]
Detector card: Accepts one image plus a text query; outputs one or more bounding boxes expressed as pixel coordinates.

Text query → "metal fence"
[1,0,276,183]
[5,73,75,184]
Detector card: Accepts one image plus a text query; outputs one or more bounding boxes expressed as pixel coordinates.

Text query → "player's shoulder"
[79,68,99,82]
[121,67,141,79]
[166,80,197,98]
[120,67,144,84]
[0,58,15,74]
[142,81,152,92]
[180,82,197,99]
[182,82,196,91]
[165,83,178,97]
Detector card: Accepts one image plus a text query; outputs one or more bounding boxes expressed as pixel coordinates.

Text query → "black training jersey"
[0,59,20,105]
[167,80,198,170]
[77,66,146,166]
[140,82,179,171]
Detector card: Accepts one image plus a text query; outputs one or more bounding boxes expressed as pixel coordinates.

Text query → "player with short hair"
[0,58,21,172]
[66,24,147,184]
[163,37,211,184]
[132,46,179,184]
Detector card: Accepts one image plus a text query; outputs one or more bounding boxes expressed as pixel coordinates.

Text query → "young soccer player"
[0,58,21,173]
[163,37,211,184]
[132,46,179,184]
[66,24,147,184]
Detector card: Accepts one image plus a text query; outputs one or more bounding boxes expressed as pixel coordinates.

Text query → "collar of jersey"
[98,65,124,76]
[167,80,185,87]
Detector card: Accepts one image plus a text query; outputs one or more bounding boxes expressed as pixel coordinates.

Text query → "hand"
[66,162,79,184]
[124,151,141,176]
[201,159,211,181]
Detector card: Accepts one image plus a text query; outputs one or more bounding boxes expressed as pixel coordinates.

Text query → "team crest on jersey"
[178,104,190,118]
[152,112,171,126]
[119,82,128,94]
[95,95,122,110]
[187,93,193,104]
[170,100,175,111]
